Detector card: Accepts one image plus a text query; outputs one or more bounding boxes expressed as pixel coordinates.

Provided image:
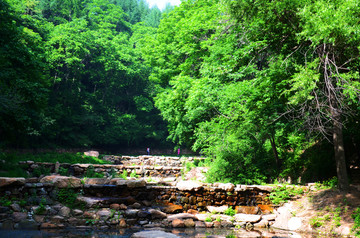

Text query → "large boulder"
[272,206,292,230]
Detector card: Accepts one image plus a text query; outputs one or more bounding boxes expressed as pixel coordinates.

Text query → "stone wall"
[19,161,184,178]
[0,176,281,230]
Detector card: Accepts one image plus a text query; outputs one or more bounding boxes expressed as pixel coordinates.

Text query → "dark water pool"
[0,228,311,238]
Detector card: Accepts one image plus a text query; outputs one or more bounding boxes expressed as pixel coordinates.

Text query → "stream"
[0,228,313,238]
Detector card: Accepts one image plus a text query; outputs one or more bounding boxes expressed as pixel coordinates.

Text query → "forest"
[1,0,360,189]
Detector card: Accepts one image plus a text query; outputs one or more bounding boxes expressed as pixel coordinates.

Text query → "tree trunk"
[332,109,349,191]
[269,134,280,171]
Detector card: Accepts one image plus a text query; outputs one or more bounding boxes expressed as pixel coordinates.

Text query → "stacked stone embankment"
[0,176,288,230]
[19,156,206,178]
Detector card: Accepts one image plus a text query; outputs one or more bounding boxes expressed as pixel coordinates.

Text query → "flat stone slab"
[176,181,202,191]
[234,214,262,223]
[40,175,81,188]
[0,177,25,187]
[131,230,180,238]
[167,213,198,221]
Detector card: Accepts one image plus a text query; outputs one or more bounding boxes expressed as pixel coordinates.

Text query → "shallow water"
[0,228,315,238]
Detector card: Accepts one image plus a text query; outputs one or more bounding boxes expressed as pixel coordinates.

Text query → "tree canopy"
[1,0,360,189]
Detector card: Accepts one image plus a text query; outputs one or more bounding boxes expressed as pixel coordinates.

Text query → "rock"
[97,208,112,220]
[73,209,83,216]
[254,219,269,228]
[272,206,292,230]
[335,225,352,236]
[40,223,58,229]
[51,215,64,224]
[12,212,27,222]
[288,217,302,231]
[137,210,150,218]
[40,175,81,188]
[10,203,21,212]
[262,214,276,221]
[162,204,183,214]
[235,206,259,214]
[119,218,127,228]
[0,178,25,187]
[85,178,110,185]
[33,215,45,223]
[195,221,205,228]
[126,179,146,188]
[84,151,99,158]
[119,204,127,210]
[110,178,127,186]
[214,183,235,191]
[131,230,180,238]
[207,205,228,213]
[234,214,262,223]
[172,219,184,228]
[184,219,195,227]
[132,202,141,209]
[205,221,213,228]
[213,220,221,228]
[176,181,202,191]
[221,220,233,227]
[125,209,139,218]
[110,203,120,210]
[167,213,198,221]
[59,206,71,217]
[258,204,273,214]
[149,209,167,219]
[138,220,148,225]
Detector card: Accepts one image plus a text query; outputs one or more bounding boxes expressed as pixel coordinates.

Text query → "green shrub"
[59,167,69,176]
[120,170,128,179]
[56,188,84,209]
[352,208,360,236]
[224,207,236,216]
[84,165,103,178]
[32,165,51,177]
[268,185,304,205]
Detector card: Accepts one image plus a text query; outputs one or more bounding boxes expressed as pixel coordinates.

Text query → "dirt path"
[286,185,360,237]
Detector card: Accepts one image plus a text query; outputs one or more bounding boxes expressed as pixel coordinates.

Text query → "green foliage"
[0,196,12,207]
[32,165,51,177]
[204,215,212,222]
[129,170,138,178]
[224,207,236,217]
[268,185,304,205]
[34,198,47,215]
[120,170,128,179]
[59,167,69,176]
[352,208,360,237]
[56,188,84,209]
[84,165,104,178]
[310,217,324,228]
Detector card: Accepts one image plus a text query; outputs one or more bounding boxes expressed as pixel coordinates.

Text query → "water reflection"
[0,228,313,238]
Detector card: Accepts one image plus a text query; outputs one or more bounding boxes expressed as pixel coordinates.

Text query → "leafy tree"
[0,0,49,147]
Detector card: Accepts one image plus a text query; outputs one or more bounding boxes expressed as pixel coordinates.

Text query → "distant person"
[147,147,150,155]
[177,148,180,156]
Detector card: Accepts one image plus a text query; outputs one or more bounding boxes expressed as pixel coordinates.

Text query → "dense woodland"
[1,0,360,189]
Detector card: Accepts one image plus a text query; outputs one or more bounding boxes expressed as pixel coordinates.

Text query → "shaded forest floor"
[288,185,360,237]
